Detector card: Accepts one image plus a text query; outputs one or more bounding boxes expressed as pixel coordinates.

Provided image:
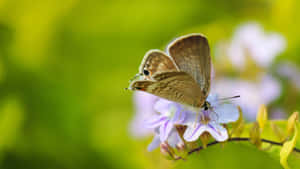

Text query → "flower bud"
[287,112,299,137]
[280,123,299,169]
[175,125,187,140]
[257,104,268,132]
[231,106,245,137]
[270,122,286,142]
[176,142,186,152]
[176,142,188,159]
[160,142,175,160]
[250,122,262,148]
[200,132,210,148]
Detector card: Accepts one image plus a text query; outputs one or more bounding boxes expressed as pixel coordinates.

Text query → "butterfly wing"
[139,50,178,79]
[167,34,211,98]
[129,71,205,107]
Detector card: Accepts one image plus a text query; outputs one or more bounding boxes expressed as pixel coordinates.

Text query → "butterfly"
[128,34,211,108]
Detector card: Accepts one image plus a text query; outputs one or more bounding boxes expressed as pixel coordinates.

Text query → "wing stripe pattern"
[167,34,211,98]
[130,71,205,107]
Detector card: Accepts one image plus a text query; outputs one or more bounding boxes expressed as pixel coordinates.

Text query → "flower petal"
[212,78,262,120]
[129,91,158,138]
[260,75,281,104]
[154,98,172,113]
[147,135,161,151]
[182,111,198,125]
[183,123,206,142]
[171,106,185,123]
[167,129,183,147]
[144,115,167,129]
[277,61,300,91]
[206,94,219,107]
[251,33,285,68]
[177,110,187,124]
[214,104,239,124]
[134,91,158,113]
[207,123,228,142]
[170,106,180,122]
[159,120,173,142]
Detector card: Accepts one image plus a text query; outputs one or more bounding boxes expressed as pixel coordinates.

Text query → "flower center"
[200,110,211,124]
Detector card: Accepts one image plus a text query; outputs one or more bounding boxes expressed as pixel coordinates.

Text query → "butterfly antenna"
[218,95,240,101]
[129,73,142,82]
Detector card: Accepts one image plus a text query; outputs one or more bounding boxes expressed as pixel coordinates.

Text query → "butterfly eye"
[203,101,210,110]
[204,106,208,111]
[143,69,150,76]
[134,87,144,91]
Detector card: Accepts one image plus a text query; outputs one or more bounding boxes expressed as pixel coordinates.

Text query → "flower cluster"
[129,92,300,169]
[128,24,300,168]
[131,91,239,152]
[213,22,300,120]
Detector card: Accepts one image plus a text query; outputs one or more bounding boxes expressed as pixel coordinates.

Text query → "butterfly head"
[203,101,211,111]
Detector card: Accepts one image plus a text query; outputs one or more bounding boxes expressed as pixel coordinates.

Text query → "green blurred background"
[0,0,299,169]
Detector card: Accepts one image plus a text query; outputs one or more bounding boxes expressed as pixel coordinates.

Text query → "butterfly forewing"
[130,71,205,107]
[139,50,178,79]
[167,34,211,98]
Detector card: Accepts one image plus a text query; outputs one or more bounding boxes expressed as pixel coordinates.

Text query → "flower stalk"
[174,137,300,161]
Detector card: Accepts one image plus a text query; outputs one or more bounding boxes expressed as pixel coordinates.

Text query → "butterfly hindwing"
[130,71,205,107]
[139,50,178,79]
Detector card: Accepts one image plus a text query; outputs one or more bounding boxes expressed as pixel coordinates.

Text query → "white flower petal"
[260,75,281,104]
[168,129,183,147]
[226,22,286,69]
[144,114,168,129]
[207,123,228,142]
[134,91,158,113]
[270,108,287,120]
[129,91,158,138]
[183,123,206,142]
[251,33,286,67]
[213,76,280,120]
[214,104,239,124]
[154,98,172,113]
[159,120,173,142]
[227,39,246,70]
[277,61,300,91]
[182,111,198,125]
[147,135,161,151]
[171,109,186,124]
[206,94,219,107]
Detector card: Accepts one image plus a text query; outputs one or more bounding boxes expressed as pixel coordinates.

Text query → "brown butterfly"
[128,34,211,108]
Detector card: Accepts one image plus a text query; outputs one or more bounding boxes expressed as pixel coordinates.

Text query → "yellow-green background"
[0,0,299,169]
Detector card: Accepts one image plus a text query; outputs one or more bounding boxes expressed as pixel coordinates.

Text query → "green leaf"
[280,124,299,169]
[227,119,300,168]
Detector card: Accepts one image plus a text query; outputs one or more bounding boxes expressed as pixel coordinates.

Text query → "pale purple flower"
[145,98,187,151]
[277,61,300,91]
[213,23,286,120]
[270,108,287,120]
[147,128,183,151]
[183,94,239,142]
[213,74,281,120]
[145,98,186,143]
[129,91,158,138]
[227,22,286,70]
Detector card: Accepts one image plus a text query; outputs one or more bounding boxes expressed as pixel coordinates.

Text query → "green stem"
[174,137,300,160]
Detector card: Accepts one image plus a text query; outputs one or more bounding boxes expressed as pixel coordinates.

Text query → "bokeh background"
[0,0,299,169]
